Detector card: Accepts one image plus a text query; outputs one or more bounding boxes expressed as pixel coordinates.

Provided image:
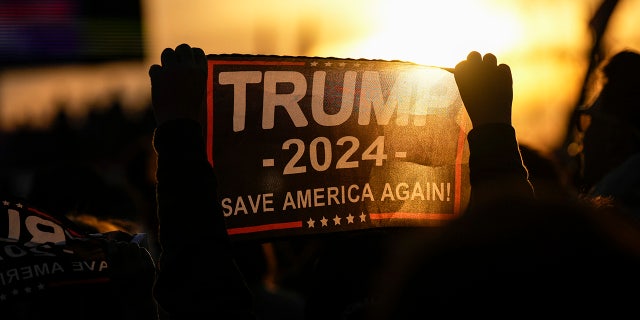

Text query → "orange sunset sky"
[1,0,639,155]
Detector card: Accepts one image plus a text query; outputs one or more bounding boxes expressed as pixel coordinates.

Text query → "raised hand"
[148,43,208,127]
[454,51,513,128]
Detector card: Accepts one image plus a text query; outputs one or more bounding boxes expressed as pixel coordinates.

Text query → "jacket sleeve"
[151,119,255,319]
[466,123,535,210]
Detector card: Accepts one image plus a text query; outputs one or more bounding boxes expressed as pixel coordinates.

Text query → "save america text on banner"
[206,54,472,241]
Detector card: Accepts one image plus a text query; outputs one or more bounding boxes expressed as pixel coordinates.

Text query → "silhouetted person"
[367,51,640,319]
[148,43,256,319]
[576,50,640,216]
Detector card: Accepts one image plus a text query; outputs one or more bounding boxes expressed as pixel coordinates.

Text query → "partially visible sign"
[207,54,471,241]
[0,197,153,312]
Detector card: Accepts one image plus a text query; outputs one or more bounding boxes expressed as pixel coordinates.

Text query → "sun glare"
[312,0,523,68]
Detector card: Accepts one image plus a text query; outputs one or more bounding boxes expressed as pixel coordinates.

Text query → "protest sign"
[206,54,472,241]
[0,197,155,316]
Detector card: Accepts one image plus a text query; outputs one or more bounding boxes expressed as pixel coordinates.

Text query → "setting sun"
[312,0,523,68]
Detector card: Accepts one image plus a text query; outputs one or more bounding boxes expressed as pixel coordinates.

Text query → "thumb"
[149,64,162,79]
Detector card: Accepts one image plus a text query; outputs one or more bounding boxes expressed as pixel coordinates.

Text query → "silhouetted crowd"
[2,45,640,319]
[0,103,158,237]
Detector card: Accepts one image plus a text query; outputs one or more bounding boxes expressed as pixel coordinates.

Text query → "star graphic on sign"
[359,212,367,222]
[339,62,346,67]
[324,61,332,67]
[307,218,316,228]
[38,283,45,290]
[346,214,355,224]
[320,216,328,227]
[310,61,318,66]
[333,215,342,225]
[24,287,31,293]
[2,200,9,206]
[16,203,23,208]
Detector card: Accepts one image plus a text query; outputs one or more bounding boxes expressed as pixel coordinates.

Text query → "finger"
[482,53,497,66]
[455,51,477,72]
[453,61,468,81]
[192,47,207,71]
[148,64,162,78]
[497,63,513,85]
[467,51,482,63]
[161,48,177,67]
[497,63,511,74]
[454,59,467,72]
[175,43,195,65]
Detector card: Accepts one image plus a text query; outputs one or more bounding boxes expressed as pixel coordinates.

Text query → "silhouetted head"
[580,50,640,189]
[598,50,640,123]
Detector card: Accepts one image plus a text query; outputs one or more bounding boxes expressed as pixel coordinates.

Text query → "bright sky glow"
[2,0,640,154]
[312,0,524,68]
